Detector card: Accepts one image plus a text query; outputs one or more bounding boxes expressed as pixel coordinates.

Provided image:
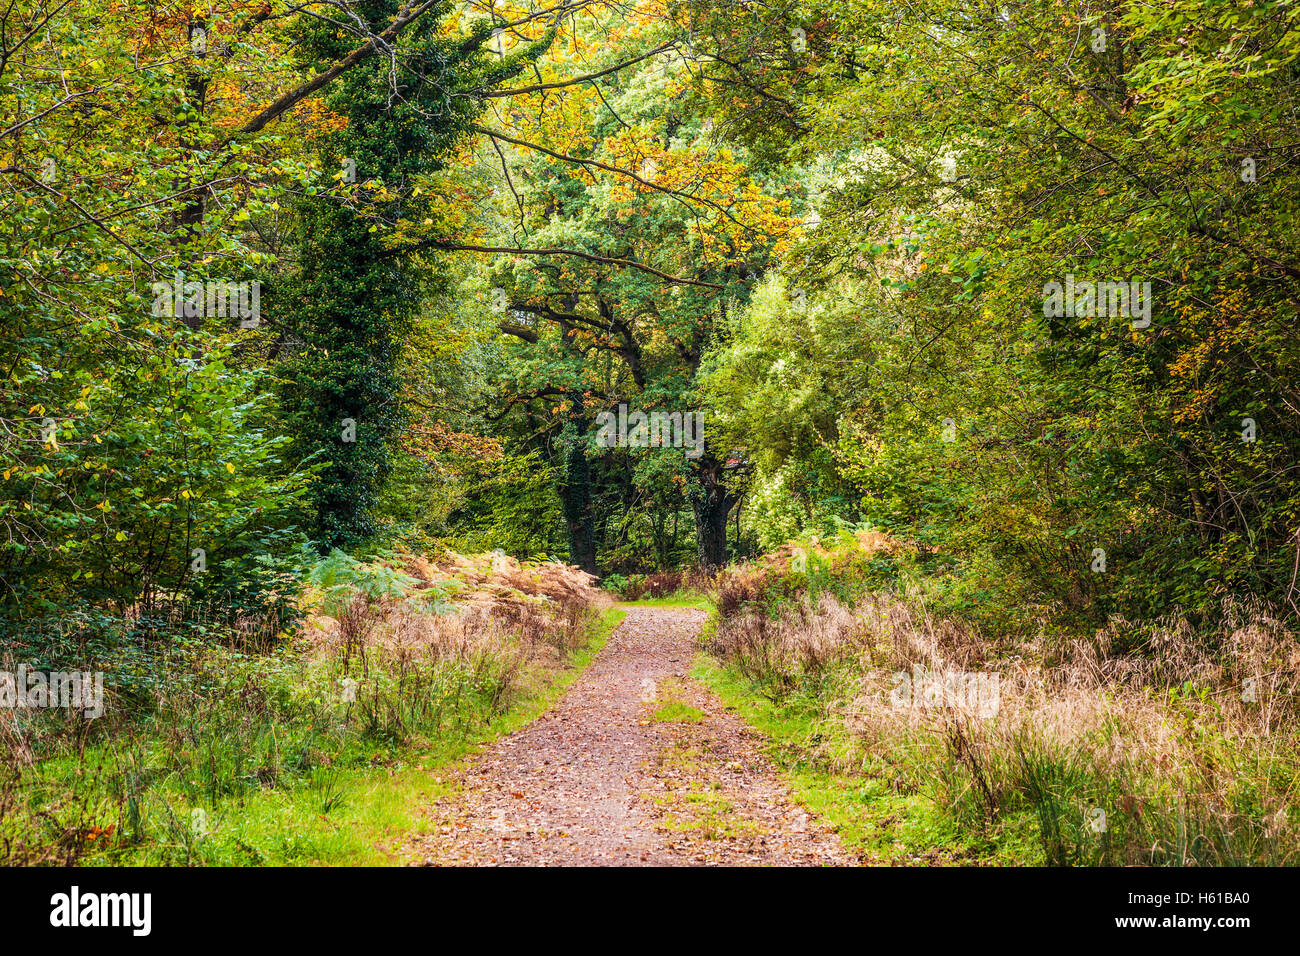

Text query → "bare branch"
[424,240,724,288]
[477,39,675,97]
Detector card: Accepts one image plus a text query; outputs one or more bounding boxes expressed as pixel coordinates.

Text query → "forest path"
[407,604,853,866]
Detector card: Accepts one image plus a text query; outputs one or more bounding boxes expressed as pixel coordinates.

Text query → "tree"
[694,0,1300,621]
[450,24,800,570]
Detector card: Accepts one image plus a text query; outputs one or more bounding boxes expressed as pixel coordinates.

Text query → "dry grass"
[617,568,714,601]
[0,550,608,866]
[304,550,609,670]
[707,569,1300,865]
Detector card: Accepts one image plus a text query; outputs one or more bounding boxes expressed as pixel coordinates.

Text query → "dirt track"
[408,605,853,866]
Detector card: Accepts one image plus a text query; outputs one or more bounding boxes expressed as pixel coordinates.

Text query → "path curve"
[409,605,854,866]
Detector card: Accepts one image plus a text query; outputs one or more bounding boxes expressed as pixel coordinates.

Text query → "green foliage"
[0,2,314,625]
[599,572,630,596]
[313,548,460,616]
[447,450,565,559]
[698,0,1300,626]
[457,35,801,572]
[1,339,315,623]
[307,549,410,611]
[277,1,536,552]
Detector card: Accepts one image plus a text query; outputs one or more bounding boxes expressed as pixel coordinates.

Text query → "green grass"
[650,700,706,723]
[618,594,712,609]
[644,675,706,724]
[15,607,627,867]
[691,653,1039,865]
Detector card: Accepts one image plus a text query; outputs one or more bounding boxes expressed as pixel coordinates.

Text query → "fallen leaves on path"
[406,606,856,866]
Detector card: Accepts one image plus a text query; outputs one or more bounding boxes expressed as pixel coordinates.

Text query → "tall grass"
[0,550,607,865]
[708,542,1300,866]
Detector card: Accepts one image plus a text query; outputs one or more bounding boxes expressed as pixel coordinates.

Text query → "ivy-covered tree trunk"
[278,3,543,552]
[281,210,406,551]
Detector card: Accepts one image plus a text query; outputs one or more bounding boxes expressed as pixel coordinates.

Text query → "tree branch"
[472,125,753,232]
[476,39,675,97]
[237,0,441,135]
[420,240,724,288]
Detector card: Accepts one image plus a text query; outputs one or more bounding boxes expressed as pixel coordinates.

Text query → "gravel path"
[408,605,854,866]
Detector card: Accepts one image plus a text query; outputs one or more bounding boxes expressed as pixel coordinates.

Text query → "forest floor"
[405,604,855,866]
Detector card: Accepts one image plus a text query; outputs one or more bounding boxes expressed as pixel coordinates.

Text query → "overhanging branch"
[473,125,752,232]
[476,39,676,97]
[237,0,442,135]
[422,241,725,289]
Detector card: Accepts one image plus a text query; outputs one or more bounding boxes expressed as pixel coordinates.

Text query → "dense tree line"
[3,0,1298,638]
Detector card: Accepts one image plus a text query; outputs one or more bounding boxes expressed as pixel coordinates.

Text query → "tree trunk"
[690,454,738,572]
[561,414,598,574]
[691,489,731,571]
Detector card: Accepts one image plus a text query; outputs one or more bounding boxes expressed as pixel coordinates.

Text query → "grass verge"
[10,606,625,867]
[691,652,1038,865]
